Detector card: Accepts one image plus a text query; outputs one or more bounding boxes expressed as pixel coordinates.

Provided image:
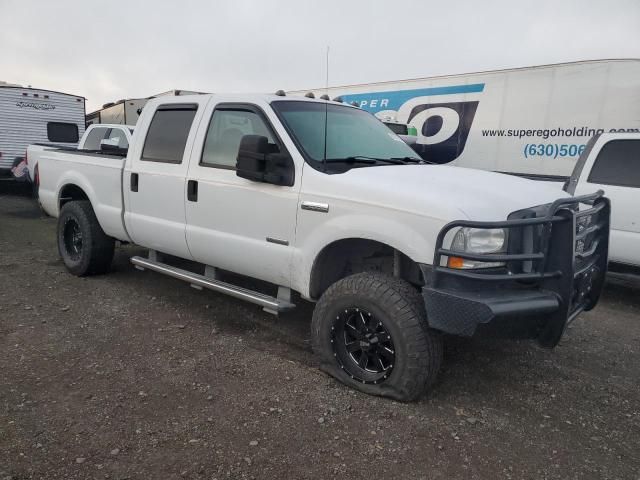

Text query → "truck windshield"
[272,101,421,171]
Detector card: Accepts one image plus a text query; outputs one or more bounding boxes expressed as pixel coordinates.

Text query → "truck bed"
[37,147,130,241]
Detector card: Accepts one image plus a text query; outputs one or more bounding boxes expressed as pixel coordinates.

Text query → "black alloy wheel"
[332,307,396,384]
[63,218,83,260]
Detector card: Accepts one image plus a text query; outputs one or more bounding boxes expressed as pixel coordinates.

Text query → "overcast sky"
[1,0,639,111]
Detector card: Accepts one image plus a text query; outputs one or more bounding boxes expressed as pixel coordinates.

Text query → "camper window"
[47,122,79,143]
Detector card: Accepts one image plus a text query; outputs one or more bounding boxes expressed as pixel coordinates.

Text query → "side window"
[107,128,129,148]
[47,122,79,143]
[141,104,197,163]
[82,127,109,150]
[201,109,276,168]
[588,140,640,188]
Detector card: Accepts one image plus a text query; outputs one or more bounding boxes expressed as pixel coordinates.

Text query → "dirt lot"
[0,182,639,480]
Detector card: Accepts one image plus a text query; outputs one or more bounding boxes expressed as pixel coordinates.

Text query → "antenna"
[325,46,330,94]
[323,46,329,172]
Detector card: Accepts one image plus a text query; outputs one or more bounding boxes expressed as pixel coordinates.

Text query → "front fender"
[291,210,445,298]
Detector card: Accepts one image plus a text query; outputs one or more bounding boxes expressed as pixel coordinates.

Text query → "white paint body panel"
[38,150,128,241]
[572,133,640,267]
[38,93,574,298]
[184,98,302,286]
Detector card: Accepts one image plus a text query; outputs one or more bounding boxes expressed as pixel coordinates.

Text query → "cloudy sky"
[1,0,639,111]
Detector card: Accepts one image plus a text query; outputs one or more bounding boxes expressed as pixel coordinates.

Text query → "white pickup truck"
[26,123,134,192]
[37,93,610,401]
[564,132,640,271]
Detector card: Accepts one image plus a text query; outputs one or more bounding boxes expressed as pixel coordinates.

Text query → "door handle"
[187,180,198,202]
[130,173,138,192]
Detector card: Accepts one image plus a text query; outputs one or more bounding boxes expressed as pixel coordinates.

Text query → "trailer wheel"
[57,200,115,276]
[311,272,442,402]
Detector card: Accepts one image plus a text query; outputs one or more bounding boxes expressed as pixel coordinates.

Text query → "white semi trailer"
[292,59,640,181]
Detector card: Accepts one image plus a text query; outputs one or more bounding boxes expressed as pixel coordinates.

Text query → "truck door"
[574,138,640,265]
[184,102,300,287]
[124,102,202,258]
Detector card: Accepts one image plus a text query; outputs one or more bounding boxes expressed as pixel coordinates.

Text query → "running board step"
[130,256,296,314]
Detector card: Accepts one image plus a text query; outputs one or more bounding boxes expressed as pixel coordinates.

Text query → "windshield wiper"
[390,156,437,165]
[326,156,411,165]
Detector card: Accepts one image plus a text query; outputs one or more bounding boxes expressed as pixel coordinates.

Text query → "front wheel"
[57,200,115,276]
[311,272,443,402]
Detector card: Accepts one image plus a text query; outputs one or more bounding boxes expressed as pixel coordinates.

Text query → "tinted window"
[107,128,129,148]
[83,127,109,150]
[588,140,640,188]
[201,109,275,168]
[384,122,408,135]
[47,122,79,143]
[141,105,197,163]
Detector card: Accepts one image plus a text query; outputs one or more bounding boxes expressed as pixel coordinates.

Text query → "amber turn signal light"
[447,256,465,269]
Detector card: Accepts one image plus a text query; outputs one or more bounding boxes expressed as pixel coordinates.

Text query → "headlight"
[448,227,506,269]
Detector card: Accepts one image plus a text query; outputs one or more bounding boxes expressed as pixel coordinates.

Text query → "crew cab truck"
[565,132,640,271]
[37,94,611,401]
[26,123,134,192]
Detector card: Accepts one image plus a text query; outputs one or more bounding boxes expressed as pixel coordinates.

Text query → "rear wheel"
[311,272,442,402]
[57,200,115,276]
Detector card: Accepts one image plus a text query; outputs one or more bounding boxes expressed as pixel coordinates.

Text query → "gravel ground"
[1,182,639,480]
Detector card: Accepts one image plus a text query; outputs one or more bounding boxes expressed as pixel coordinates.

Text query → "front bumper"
[421,191,610,347]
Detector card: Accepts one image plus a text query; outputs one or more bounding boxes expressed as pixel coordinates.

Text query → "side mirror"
[236,135,294,186]
[100,138,127,155]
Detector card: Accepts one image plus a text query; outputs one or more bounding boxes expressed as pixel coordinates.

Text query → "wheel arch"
[58,183,90,210]
[308,237,425,300]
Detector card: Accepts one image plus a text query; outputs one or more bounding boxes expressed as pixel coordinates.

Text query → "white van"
[293,59,640,181]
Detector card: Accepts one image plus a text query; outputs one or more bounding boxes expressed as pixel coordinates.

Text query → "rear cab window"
[82,127,109,150]
[588,140,640,188]
[107,128,129,148]
[141,104,198,163]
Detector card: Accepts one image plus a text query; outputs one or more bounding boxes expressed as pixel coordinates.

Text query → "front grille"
[570,200,609,314]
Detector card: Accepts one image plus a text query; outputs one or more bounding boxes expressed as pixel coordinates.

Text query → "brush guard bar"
[421,191,610,347]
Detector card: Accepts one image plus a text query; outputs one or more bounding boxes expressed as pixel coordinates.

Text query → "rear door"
[574,137,640,265]
[124,100,205,258]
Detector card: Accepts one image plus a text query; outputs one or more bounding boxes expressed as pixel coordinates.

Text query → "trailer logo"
[408,101,479,163]
[16,101,55,111]
[340,84,484,163]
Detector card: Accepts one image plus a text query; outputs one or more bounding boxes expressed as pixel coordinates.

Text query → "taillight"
[24,150,28,165]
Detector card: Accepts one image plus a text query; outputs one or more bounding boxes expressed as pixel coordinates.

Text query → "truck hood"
[337,164,569,222]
